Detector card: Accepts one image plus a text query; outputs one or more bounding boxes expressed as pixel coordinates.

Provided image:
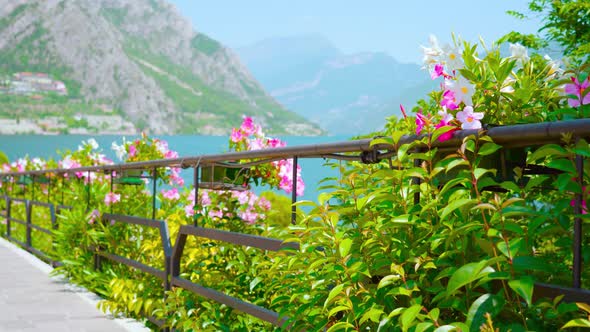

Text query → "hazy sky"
[169,1,542,64]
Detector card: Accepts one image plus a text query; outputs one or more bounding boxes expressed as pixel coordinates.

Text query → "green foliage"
[503,0,590,64]
[122,37,312,134]
[191,34,221,56]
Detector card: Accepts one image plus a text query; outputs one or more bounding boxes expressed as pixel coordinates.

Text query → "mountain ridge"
[0,0,322,135]
[237,35,435,135]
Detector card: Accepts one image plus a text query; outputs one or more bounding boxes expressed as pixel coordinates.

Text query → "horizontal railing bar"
[145,315,165,327]
[56,205,72,211]
[97,251,166,280]
[2,119,587,177]
[171,276,286,327]
[534,282,590,304]
[29,223,52,235]
[8,237,27,249]
[179,225,299,252]
[10,198,27,203]
[27,246,52,263]
[8,217,27,226]
[102,213,163,229]
[28,201,53,208]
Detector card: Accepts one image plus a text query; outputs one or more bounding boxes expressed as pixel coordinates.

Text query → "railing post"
[573,152,584,288]
[193,166,199,227]
[291,156,298,225]
[152,168,157,220]
[5,196,11,238]
[25,199,32,248]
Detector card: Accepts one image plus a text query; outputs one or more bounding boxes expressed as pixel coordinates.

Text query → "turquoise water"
[0,135,351,202]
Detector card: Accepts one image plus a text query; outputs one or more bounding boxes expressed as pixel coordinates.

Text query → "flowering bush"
[230,116,304,196]
[404,35,589,141]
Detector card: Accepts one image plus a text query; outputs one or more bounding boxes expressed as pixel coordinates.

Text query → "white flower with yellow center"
[442,44,463,71]
[445,76,475,105]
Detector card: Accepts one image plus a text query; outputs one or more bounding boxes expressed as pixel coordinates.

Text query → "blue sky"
[169,1,542,64]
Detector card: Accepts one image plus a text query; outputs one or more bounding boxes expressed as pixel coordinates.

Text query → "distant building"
[7,72,68,96]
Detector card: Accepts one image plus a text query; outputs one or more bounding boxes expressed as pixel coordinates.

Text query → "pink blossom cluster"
[181,188,271,224]
[230,116,304,196]
[565,76,590,108]
[407,35,489,141]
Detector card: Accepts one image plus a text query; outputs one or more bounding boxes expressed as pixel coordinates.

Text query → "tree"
[501,0,590,64]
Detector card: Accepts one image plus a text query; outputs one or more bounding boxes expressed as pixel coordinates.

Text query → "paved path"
[0,237,149,332]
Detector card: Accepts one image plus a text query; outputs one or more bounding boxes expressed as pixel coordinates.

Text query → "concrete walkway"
[0,237,150,332]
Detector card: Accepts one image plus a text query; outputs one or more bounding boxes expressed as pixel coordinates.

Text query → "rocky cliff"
[0,0,322,135]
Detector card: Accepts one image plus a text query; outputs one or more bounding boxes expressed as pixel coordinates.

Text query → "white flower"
[509,43,529,62]
[421,35,443,67]
[111,141,127,161]
[456,106,484,130]
[445,76,475,105]
[438,107,454,123]
[500,76,515,93]
[544,54,562,76]
[442,44,463,71]
[87,138,99,150]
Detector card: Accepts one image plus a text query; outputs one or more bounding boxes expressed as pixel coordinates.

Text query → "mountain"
[0,0,322,135]
[237,35,435,135]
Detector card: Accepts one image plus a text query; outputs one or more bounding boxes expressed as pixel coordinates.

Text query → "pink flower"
[571,187,589,214]
[249,138,265,150]
[268,138,286,148]
[184,204,195,217]
[162,188,180,200]
[231,128,245,143]
[430,63,445,79]
[240,117,255,135]
[565,77,590,107]
[155,140,169,155]
[456,106,484,130]
[169,168,184,186]
[88,209,100,225]
[258,197,271,210]
[128,145,137,157]
[238,208,259,224]
[165,150,179,159]
[399,104,408,119]
[415,112,428,135]
[104,192,121,206]
[440,90,459,110]
[208,209,223,219]
[296,177,305,196]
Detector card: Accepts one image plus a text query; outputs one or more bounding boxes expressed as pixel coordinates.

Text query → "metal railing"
[0,119,589,330]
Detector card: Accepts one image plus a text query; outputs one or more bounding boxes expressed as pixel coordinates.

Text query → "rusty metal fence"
[0,119,589,330]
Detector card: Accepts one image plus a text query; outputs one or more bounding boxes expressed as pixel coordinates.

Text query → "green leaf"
[474,168,496,180]
[359,306,384,324]
[527,144,568,163]
[401,304,422,332]
[508,276,534,306]
[324,284,344,308]
[378,274,402,289]
[496,238,523,259]
[249,276,262,292]
[446,159,468,172]
[466,294,504,330]
[326,321,355,332]
[546,159,576,174]
[339,238,353,257]
[561,319,590,329]
[447,261,488,295]
[479,143,502,156]
[328,305,350,318]
[440,198,477,220]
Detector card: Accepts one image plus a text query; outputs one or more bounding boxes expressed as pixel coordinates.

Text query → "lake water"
[0,135,351,203]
